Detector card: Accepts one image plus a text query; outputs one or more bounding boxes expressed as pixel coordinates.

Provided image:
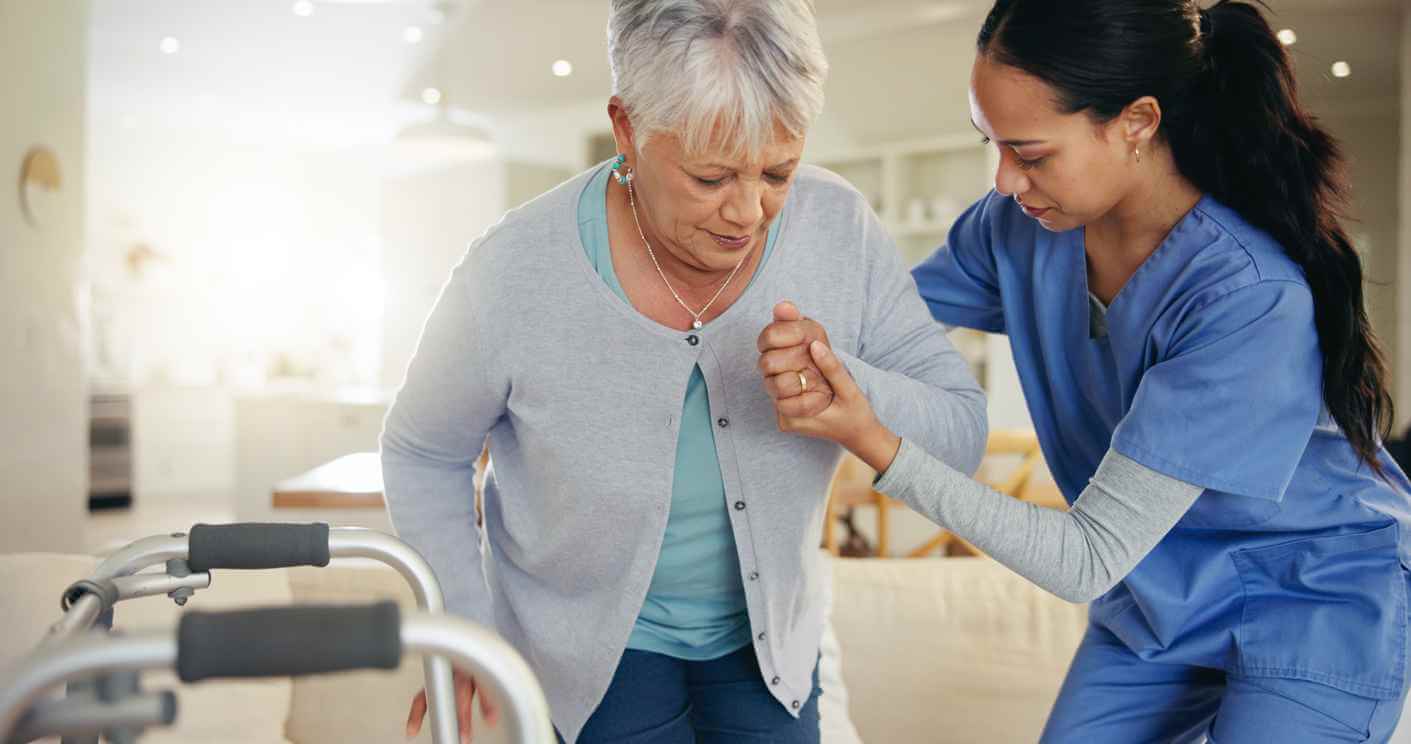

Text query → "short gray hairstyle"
[608,0,829,161]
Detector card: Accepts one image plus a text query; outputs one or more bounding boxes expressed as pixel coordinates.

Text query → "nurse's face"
[969,54,1135,232]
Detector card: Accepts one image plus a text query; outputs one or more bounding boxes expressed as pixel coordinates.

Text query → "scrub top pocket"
[1232,523,1408,700]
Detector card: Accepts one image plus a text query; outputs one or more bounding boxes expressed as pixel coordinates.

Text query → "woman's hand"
[757,301,835,417]
[777,340,903,474]
[406,668,498,743]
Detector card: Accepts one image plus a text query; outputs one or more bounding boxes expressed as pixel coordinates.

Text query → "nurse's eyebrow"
[971,118,1046,146]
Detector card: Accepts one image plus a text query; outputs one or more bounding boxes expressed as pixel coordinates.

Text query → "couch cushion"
[118,564,295,744]
[0,553,99,672]
[829,556,1088,744]
[283,558,472,744]
[817,553,864,744]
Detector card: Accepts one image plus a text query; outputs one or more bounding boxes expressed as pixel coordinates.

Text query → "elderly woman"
[384,1,986,742]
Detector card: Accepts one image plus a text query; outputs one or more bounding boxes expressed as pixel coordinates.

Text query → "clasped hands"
[756,301,899,471]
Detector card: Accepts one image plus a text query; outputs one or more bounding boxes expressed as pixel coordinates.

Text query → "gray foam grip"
[186,522,330,571]
[176,601,401,683]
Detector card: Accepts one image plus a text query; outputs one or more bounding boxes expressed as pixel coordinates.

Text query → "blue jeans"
[562,645,821,744]
[1040,622,1408,743]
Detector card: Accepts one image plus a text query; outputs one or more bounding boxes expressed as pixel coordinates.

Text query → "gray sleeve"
[381,250,502,629]
[834,205,989,477]
[874,438,1203,603]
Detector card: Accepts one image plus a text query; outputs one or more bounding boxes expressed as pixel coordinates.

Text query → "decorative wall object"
[18,146,62,228]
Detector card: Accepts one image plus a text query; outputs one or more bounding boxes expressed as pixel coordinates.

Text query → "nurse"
[757,0,1411,741]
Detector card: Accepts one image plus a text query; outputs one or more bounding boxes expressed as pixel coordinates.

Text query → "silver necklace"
[626,178,749,330]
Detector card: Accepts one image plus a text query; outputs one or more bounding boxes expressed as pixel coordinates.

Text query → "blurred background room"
[2,0,1409,740]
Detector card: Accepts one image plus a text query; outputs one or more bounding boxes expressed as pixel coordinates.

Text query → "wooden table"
[271,452,386,509]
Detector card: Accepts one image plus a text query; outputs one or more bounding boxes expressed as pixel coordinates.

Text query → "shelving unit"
[811,132,998,266]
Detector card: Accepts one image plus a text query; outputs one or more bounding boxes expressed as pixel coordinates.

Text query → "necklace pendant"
[692,319,703,329]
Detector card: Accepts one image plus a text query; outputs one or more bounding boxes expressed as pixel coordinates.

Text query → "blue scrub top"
[913,190,1411,700]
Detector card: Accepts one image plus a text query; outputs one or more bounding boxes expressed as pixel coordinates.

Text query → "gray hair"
[607,0,828,161]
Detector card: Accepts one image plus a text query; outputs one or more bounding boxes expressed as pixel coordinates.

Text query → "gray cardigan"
[381,164,987,743]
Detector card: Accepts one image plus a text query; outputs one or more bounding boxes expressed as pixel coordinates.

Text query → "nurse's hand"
[757,301,834,417]
[406,668,498,743]
[779,340,903,474]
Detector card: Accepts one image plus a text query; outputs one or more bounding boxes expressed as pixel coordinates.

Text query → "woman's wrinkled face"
[969,53,1134,233]
[626,120,804,274]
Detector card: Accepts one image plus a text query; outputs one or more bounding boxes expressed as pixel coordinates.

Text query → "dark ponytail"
[978,0,1394,472]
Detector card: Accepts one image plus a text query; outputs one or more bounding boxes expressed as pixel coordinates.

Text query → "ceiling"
[413,0,1402,108]
[88,0,1404,148]
[88,0,461,145]
[404,0,993,110]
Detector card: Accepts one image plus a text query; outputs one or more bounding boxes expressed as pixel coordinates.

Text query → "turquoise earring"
[611,153,633,185]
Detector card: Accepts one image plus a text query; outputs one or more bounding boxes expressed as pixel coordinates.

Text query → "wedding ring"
[797,370,809,393]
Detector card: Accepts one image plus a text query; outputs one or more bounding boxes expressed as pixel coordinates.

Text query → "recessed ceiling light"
[159,37,180,55]
[1331,61,1351,78]
[421,87,443,105]
[1276,28,1297,46]
[292,1,315,17]
[404,26,424,44]
[552,60,573,78]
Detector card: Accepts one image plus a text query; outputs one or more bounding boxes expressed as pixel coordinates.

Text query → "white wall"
[379,154,575,391]
[85,130,386,390]
[0,0,91,552]
[380,161,507,389]
[1402,7,1411,432]
[1394,2,1411,667]
[1319,104,1402,428]
[82,129,391,505]
[817,19,983,147]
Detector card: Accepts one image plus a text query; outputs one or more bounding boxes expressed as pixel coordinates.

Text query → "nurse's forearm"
[846,421,902,474]
[874,439,1202,603]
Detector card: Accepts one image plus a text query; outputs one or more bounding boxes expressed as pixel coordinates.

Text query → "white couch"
[0,551,1095,743]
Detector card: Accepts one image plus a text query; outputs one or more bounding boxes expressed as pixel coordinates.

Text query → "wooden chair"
[906,429,1049,557]
[822,429,1059,558]
[822,453,893,556]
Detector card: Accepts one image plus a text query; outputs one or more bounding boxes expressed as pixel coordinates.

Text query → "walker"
[1,523,539,743]
[0,601,555,743]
